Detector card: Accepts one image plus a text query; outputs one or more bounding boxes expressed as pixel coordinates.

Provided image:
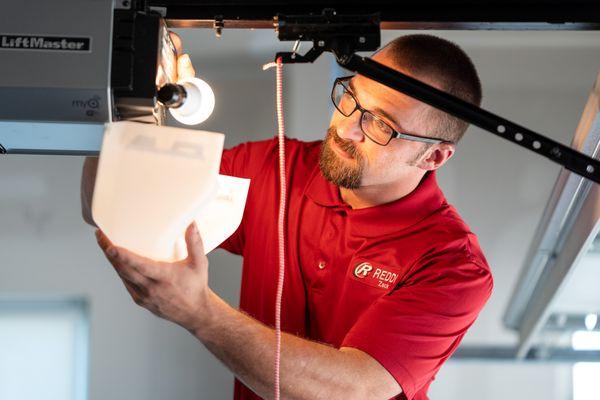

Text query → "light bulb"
[169,77,215,126]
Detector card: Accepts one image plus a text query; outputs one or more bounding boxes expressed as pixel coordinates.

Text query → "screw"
[359,36,366,44]
[318,40,325,47]
[122,0,130,7]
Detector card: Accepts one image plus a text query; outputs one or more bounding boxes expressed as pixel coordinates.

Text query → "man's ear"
[415,142,455,171]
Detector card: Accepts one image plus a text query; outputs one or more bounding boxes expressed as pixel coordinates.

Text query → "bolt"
[359,36,366,44]
[318,40,325,47]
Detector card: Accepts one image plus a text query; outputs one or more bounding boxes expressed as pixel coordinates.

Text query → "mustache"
[328,127,360,158]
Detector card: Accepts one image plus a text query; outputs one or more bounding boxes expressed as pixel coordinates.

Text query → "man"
[82,34,493,400]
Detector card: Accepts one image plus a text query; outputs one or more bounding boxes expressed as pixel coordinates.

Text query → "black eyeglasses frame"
[331,76,454,146]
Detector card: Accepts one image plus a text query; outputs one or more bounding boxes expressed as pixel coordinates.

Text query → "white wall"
[2,29,600,400]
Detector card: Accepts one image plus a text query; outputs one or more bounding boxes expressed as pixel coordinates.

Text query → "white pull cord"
[263,56,286,400]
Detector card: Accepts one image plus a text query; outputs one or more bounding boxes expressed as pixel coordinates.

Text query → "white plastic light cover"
[92,121,249,261]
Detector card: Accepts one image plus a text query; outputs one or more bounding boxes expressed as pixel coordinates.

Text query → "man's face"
[319,51,438,189]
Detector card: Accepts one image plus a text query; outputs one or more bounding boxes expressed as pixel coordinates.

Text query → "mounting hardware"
[214,15,224,38]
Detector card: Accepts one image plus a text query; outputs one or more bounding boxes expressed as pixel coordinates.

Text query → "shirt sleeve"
[341,255,493,400]
[217,138,278,255]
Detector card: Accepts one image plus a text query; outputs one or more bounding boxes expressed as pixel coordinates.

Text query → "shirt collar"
[305,165,446,238]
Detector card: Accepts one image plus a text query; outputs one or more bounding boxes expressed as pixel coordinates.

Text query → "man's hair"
[380,34,482,143]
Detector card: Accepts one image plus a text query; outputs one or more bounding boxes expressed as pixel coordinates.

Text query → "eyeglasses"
[331,76,452,146]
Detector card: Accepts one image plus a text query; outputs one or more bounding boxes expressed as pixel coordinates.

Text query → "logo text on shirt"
[351,262,400,290]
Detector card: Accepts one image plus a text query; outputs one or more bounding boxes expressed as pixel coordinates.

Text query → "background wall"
[1,29,600,399]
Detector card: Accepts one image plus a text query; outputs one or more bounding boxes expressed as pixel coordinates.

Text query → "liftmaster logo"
[0,34,91,52]
[352,262,400,290]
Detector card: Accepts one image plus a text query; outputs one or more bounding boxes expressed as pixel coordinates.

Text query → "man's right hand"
[80,31,197,227]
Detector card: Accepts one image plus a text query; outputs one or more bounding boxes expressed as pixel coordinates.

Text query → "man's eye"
[375,118,390,132]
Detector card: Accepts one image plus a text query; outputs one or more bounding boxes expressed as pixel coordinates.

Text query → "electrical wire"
[274,56,286,400]
[264,56,286,400]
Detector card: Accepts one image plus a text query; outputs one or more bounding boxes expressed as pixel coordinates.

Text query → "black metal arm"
[340,55,600,184]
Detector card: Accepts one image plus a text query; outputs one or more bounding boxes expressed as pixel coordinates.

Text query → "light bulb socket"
[157,84,187,108]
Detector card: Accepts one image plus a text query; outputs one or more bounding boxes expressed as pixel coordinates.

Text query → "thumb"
[177,54,196,81]
[185,221,205,266]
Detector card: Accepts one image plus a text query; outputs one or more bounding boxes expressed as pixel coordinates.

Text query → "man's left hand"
[95,222,211,332]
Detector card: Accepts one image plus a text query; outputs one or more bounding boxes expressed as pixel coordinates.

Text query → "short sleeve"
[219,138,278,179]
[217,138,278,254]
[341,257,493,400]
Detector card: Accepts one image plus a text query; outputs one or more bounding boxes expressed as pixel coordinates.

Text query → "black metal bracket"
[275,10,600,184]
[275,9,380,63]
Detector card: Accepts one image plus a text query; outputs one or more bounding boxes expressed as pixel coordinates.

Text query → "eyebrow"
[348,78,404,132]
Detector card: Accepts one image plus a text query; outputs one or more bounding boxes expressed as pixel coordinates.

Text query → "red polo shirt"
[219,137,493,400]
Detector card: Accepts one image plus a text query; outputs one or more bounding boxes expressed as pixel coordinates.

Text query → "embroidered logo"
[350,261,401,290]
[353,262,373,278]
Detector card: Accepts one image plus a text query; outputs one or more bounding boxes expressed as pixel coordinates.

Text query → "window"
[0,299,89,400]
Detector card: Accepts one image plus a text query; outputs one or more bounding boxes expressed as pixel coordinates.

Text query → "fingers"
[177,54,196,81]
[168,31,183,55]
[185,222,205,266]
[168,31,195,81]
[115,247,168,281]
[95,230,165,283]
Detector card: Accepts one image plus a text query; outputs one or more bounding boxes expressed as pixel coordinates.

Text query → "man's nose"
[335,111,365,142]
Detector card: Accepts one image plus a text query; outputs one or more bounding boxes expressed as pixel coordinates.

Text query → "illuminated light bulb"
[585,313,598,331]
[169,77,215,126]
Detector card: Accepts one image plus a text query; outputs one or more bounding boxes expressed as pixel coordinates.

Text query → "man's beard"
[318,127,365,189]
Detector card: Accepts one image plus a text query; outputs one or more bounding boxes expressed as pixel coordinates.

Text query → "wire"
[273,56,286,400]
[263,56,286,400]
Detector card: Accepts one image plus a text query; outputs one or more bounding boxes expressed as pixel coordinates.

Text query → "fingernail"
[107,247,117,257]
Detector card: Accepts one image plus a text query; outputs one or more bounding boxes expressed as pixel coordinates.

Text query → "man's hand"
[169,31,196,82]
[96,221,401,399]
[95,222,212,332]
